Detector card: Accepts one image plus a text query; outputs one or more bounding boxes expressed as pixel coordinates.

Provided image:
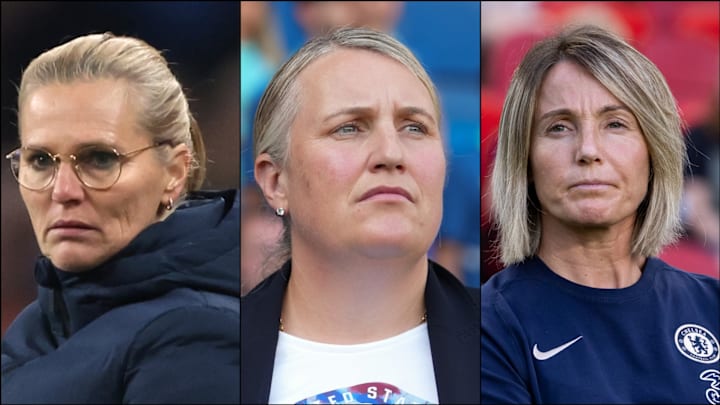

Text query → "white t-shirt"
[268,323,439,404]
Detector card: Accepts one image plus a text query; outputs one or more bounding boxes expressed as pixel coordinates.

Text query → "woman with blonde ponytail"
[1,32,239,403]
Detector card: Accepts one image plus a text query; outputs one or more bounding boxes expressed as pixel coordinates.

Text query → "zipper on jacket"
[49,289,70,343]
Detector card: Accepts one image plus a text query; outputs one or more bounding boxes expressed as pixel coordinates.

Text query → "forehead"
[536,61,621,109]
[295,48,435,112]
[23,79,131,113]
[20,79,140,147]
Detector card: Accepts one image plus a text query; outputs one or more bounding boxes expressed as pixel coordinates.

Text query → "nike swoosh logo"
[533,335,583,360]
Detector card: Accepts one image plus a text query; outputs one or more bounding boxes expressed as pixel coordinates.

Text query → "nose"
[369,124,406,172]
[575,125,602,164]
[51,161,85,203]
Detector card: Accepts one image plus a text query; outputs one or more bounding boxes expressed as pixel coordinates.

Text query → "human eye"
[403,122,428,135]
[332,122,361,136]
[547,123,571,134]
[24,149,54,171]
[79,148,119,170]
[607,120,627,129]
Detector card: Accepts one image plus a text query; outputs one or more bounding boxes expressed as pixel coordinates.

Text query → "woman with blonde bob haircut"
[482,25,719,404]
[492,25,685,265]
[242,27,479,404]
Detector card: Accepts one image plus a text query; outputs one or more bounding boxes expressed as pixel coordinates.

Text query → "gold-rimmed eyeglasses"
[5,141,171,191]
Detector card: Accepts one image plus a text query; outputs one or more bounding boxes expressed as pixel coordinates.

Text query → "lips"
[570,180,614,188]
[359,186,413,202]
[570,180,614,190]
[48,220,96,232]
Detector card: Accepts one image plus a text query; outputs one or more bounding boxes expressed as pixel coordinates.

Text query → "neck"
[280,244,428,344]
[537,216,646,288]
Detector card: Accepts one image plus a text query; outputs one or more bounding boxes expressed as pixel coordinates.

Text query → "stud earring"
[275,207,285,217]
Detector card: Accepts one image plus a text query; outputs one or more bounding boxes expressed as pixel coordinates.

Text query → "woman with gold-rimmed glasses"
[1,32,239,404]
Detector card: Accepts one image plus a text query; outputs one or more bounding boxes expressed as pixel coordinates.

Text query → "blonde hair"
[491,24,686,265]
[18,32,207,192]
[253,26,442,267]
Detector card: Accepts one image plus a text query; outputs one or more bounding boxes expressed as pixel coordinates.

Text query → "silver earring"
[166,198,174,211]
[275,207,285,217]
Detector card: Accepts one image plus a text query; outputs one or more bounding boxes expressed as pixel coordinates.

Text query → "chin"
[45,248,107,272]
[353,218,436,257]
[565,203,616,222]
[565,212,623,229]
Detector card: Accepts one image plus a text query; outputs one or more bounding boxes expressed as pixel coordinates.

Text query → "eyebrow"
[398,106,437,125]
[537,105,633,123]
[322,106,437,125]
[23,141,118,152]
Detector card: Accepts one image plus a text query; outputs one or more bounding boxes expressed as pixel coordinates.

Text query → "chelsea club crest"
[675,324,719,364]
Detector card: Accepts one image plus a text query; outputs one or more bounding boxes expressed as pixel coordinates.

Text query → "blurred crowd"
[1,2,240,335]
[481,1,719,282]
[241,1,481,295]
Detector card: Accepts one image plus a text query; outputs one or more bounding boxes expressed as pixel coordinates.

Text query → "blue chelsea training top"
[481,256,720,404]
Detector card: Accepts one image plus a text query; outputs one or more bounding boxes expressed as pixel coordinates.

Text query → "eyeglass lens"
[10,146,122,190]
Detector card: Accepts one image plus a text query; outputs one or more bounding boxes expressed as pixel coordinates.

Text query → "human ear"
[163,143,190,200]
[254,153,288,212]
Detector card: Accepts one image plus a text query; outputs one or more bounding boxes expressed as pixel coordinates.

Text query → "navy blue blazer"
[241,260,480,404]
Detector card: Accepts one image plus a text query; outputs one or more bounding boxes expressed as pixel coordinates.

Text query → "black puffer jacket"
[1,189,239,404]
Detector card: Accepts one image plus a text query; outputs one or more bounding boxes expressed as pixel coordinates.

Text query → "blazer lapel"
[426,262,481,404]
[240,262,290,403]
